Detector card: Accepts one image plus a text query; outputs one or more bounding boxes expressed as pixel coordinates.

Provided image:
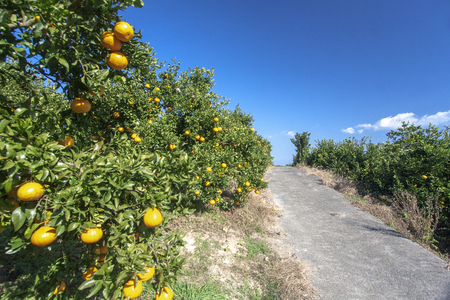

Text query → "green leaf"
[86,281,103,298]
[12,207,26,231]
[34,133,49,147]
[56,57,69,72]
[68,222,79,232]
[56,224,66,236]
[78,279,97,290]
[24,223,40,239]
[0,119,10,133]
[2,161,15,170]
[115,270,129,284]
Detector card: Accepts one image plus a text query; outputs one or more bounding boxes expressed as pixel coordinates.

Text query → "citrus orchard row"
[0,0,272,299]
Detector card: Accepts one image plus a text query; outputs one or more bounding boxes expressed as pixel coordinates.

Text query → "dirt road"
[266,166,450,300]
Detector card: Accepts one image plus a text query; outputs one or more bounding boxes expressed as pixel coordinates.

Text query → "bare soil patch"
[168,184,317,299]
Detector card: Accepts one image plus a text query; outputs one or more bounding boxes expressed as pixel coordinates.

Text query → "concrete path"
[266,166,450,300]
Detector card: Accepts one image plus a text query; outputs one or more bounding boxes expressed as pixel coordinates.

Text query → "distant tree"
[291,131,311,165]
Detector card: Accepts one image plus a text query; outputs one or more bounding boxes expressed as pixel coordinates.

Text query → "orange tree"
[0,0,272,299]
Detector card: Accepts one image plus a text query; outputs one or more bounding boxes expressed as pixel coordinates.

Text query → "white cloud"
[358,129,364,134]
[286,131,295,137]
[267,135,273,138]
[378,113,417,129]
[342,127,355,134]
[419,111,450,125]
[347,110,450,132]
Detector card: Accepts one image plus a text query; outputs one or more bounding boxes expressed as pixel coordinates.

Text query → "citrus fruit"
[134,137,142,143]
[209,199,216,205]
[155,286,174,300]
[118,127,124,132]
[70,98,91,113]
[101,31,122,51]
[205,181,210,187]
[53,281,65,295]
[145,84,150,89]
[185,130,190,135]
[195,134,200,140]
[107,52,128,70]
[143,208,163,228]
[200,137,205,142]
[80,227,103,244]
[114,22,134,42]
[31,226,57,246]
[237,188,242,193]
[137,266,155,282]
[83,267,98,280]
[194,190,200,195]
[214,117,219,122]
[17,182,44,201]
[221,163,227,168]
[123,279,143,299]
[58,135,74,147]
[207,167,212,172]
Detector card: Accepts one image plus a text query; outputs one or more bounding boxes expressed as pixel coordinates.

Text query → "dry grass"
[168,187,317,299]
[295,163,449,263]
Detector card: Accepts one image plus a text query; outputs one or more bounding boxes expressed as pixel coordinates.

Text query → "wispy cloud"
[342,110,450,133]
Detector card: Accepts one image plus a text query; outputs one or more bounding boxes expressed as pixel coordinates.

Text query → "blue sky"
[122,0,450,166]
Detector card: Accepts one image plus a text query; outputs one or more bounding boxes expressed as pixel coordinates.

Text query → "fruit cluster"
[104,22,134,70]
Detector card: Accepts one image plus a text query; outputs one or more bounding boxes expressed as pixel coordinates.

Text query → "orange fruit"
[185,130,190,135]
[131,133,137,139]
[17,182,44,201]
[155,286,174,300]
[53,281,65,295]
[80,227,103,244]
[145,84,151,89]
[194,190,200,195]
[31,226,57,246]
[101,31,122,51]
[70,98,91,113]
[143,208,163,228]
[207,167,212,172]
[221,163,227,168]
[200,137,205,142]
[58,135,74,147]
[137,266,155,282]
[113,111,120,118]
[83,267,98,280]
[214,117,219,122]
[209,199,216,205]
[134,137,142,143]
[154,97,160,103]
[251,128,255,132]
[237,188,242,193]
[245,182,250,187]
[118,127,124,132]
[123,279,143,299]
[114,22,134,42]
[195,134,200,140]
[205,181,210,187]
[107,52,128,70]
